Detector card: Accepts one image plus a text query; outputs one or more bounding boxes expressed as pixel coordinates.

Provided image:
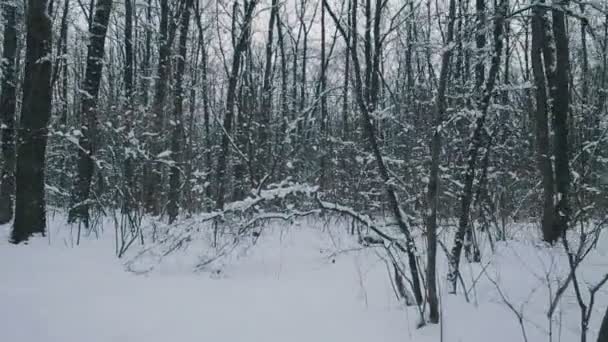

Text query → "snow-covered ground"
[1,215,606,342]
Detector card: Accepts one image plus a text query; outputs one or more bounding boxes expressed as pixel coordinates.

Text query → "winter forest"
[0,0,608,340]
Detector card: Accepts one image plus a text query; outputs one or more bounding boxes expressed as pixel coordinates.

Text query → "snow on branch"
[315,195,407,253]
[126,183,319,274]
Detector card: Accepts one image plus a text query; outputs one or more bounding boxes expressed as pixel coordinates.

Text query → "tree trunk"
[58,0,70,197]
[342,0,351,140]
[123,0,135,214]
[598,305,608,342]
[550,0,570,237]
[216,0,258,209]
[144,0,170,215]
[168,0,193,223]
[426,0,457,318]
[532,2,557,243]
[68,0,113,227]
[319,0,327,189]
[11,0,53,243]
[140,0,152,105]
[257,0,278,181]
[449,0,507,293]
[324,0,424,307]
[193,6,212,205]
[0,1,18,224]
[276,12,288,178]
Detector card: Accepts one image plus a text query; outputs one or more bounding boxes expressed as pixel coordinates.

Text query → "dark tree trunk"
[140,0,152,105]
[0,1,18,224]
[123,0,135,214]
[144,0,170,215]
[58,0,70,196]
[532,2,557,243]
[550,1,570,237]
[68,0,113,227]
[168,0,193,223]
[257,0,278,181]
[598,305,608,342]
[216,0,258,209]
[276,12,288,177]
[319,0,327,189]
[193,6,212,204]
[449,0,507,293]
[364,0,371,103]
[324,0,424,307]
[463,0,487,262]
[474,0,486,91]
[342,0,351,140]
[124,0,133,100]
[427,0,457,318]
[11,0,53,243]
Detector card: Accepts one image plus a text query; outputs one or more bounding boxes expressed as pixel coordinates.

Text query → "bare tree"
[168,0,194,223]
[68,0,114,227]
[531,0,556,243]
[0,0,19,223]
[144,0,171,215]
[215,0,258,209]
[323,0,424,308]
[449,0,507,293]
[426,0,458,320]
[11,0,53,243]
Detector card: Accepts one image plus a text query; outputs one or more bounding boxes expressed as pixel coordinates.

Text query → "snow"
[0,216,606,342]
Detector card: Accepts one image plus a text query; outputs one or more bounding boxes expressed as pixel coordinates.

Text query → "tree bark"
[140,0,152,105]
[426,0,457,318]
[319,0,328,189]
[68,0,114,227]
[449,0,507,293]
[550,0,570,237]
[216,0,258,209]
[144,0,170,215]
[532,1,557,243]
[11,0,53,243]
[324,0,424,307]
[257,0,278,181]
[123,0,135,214]
[276,12,288,178]
[598,304,608,342]
[0,1,19,224]
[168,0,193,223]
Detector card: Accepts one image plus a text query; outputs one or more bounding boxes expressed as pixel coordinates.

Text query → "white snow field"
[1,215,606,342]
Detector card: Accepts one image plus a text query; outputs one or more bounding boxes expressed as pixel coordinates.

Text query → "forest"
[0,0,608,340]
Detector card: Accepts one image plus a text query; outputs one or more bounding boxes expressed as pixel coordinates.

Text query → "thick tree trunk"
[68,0,113,227]
[168,0,193,223]
[532,2,557,243]
[550,1,570,237]
[11,0,53,243]
[0,2,18,224]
